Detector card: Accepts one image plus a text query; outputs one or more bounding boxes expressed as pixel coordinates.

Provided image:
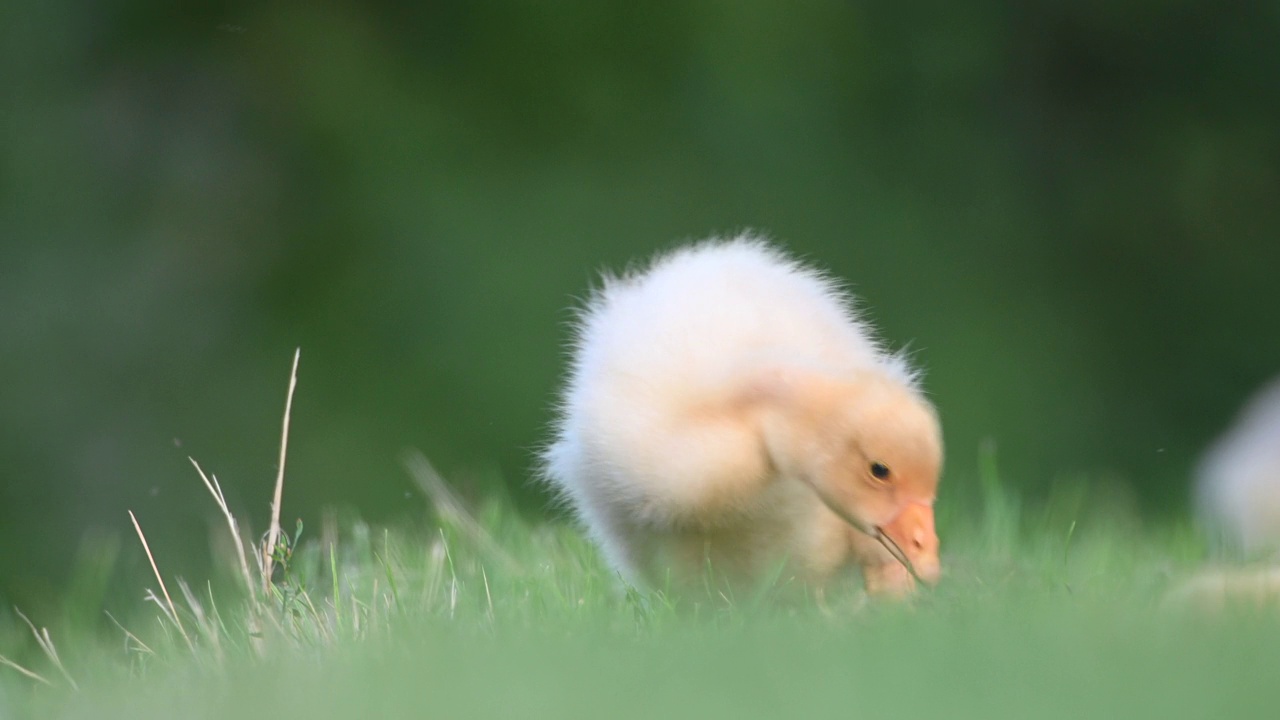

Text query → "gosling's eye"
[869,462,891,481]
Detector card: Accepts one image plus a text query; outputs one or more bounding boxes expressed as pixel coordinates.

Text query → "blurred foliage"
[2,0,1278,607]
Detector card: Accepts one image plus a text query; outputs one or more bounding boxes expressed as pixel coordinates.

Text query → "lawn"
[3,441,1278,720]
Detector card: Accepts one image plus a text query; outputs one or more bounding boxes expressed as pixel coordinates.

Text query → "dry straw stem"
[105,611,154,657]
[262,347,301,593]
[0,652,52,687]
[816,495,922,583]
[404,449,522,574]
[128,510,194,652]
[189,457,257,599]
[14,608,78,690]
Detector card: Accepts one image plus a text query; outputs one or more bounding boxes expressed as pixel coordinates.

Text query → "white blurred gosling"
[1196,376,1280,554]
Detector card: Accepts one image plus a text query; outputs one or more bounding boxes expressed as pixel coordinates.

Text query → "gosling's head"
[757,366,943,540]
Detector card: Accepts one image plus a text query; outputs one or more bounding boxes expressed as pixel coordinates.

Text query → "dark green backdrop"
[3,1,1278,607]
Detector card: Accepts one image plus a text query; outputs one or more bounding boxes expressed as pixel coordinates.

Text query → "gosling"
[541,234,943,598]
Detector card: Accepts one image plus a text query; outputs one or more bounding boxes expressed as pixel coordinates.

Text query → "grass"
[3,357,1280,719]
[2,487,1278,718]
[4,472,1277,720]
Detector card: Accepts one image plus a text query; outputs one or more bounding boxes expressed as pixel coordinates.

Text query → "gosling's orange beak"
[882,501,940,585]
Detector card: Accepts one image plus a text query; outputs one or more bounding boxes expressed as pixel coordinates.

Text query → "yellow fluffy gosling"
[542,235,943,598]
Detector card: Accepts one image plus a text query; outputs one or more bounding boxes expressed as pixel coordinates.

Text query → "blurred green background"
[2,1,1277,609]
